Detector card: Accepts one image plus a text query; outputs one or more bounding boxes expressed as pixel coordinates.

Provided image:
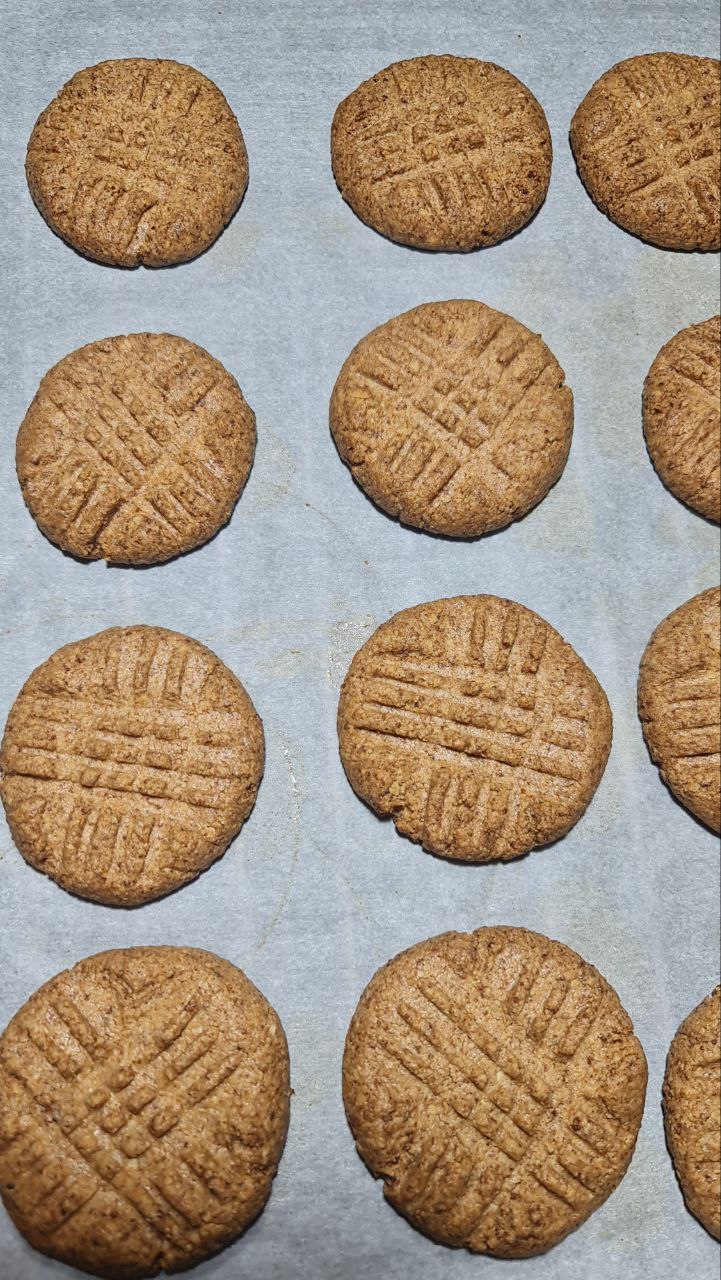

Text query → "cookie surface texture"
[331,55,552,250]
[663,986,721,1239]
[570,53,721,250]
[0,946,290,1278]
[643,316,720,522]
[16,333,256,565]
[638,586,721,831]
[26,58,247,266]
[330,300,573,537]
[337,595,612,861]
[0,626,264,905]
[343,925,647,1257]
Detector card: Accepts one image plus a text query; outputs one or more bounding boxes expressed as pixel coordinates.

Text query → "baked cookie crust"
[26,59,248,267]
[343,926,647,1256]
[332,55,552,250]
[638,587,721,832]
[338,595,612,861]
[331,300,573,537]
[643,316,720,523]
[570,53,721,251]
[0,947,290,1277]
[0,627,264,905]
[17,333,256,565]
[663,986,721,1239]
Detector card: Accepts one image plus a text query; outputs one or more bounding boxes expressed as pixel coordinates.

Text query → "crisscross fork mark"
[3,1066,177,1246]
[394,1003,540,1158]
[13,703,243,789]
[2,978,247,1243]
[354,613,588,823]
[356,338,487,507]
[354,702,581,786]
[424,956,613,1115]
[354,314,560,510]
[378,970,611,1229]
[367,315,506,459]
[479,608,591,849]
[611,67,719,223]
[96,352,223,498]
[667,361,721,410]
[33,344,231,548]
[358,671,554,760]
[38,65,215,202]
[24,701,240,768]
[6,733,228,813]
[360,62,540,217]
[372,322,494,458]
[19,690,241,739]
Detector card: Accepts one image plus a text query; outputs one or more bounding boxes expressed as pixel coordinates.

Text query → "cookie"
[0,626,264,905]
[663,986,721,1239]
[330,300,573,537]
[26,59,247,267]
[331,55,552,250]
[0,946,290,1278]
[643,316,721,523]
[338,595,612,861]
[343,925,647,1257]
[570,53,721,251]
[16,333,256,565]
[638,587,721,832]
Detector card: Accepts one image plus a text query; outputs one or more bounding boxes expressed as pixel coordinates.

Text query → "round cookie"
[663,986,721,1239]
[0,946,290,1278]
[570,53,721,251]
[638,587,721,832]
[26,58,248,267]
[338,595,612,862]
[331,55,552,250]
[343,925,647,1257]
[16,333,256,565]
[643,316,720,523]
[0,626,264,905]
[330,300,573,537]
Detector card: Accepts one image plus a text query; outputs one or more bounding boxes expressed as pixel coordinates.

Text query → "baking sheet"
[0,1,719,1276]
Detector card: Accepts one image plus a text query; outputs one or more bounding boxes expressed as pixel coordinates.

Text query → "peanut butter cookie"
[26,59,247,266]
[570,53,721,250]
[343,926,647,1256]
[17,333,255,565]
[663,986,720,1239]
[638,587,721,831]
[0,626,264,905]
[330,300,573,537]
[338,595,612,861]
[331,55,552,250]
[643,316,720,522]
[0,946,290,1277]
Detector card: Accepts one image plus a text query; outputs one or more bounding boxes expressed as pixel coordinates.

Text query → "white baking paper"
[0,1,719,1277]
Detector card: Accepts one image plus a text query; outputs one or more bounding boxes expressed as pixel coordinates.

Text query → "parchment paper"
[0,2,719,1277]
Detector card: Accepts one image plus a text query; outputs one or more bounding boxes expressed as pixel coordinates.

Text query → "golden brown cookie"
[331,55,552,250]
[0,946,290,1278]
[26,59,247,267]
[338,595,612,861]
[570,53,721,251]
[330,300,573,537]
[643,316,721,523]
[0,626,264,905]
[663,986,721,1239]
[16,333,256,565]
[343,925,647,1257]
[638,587,721,832]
